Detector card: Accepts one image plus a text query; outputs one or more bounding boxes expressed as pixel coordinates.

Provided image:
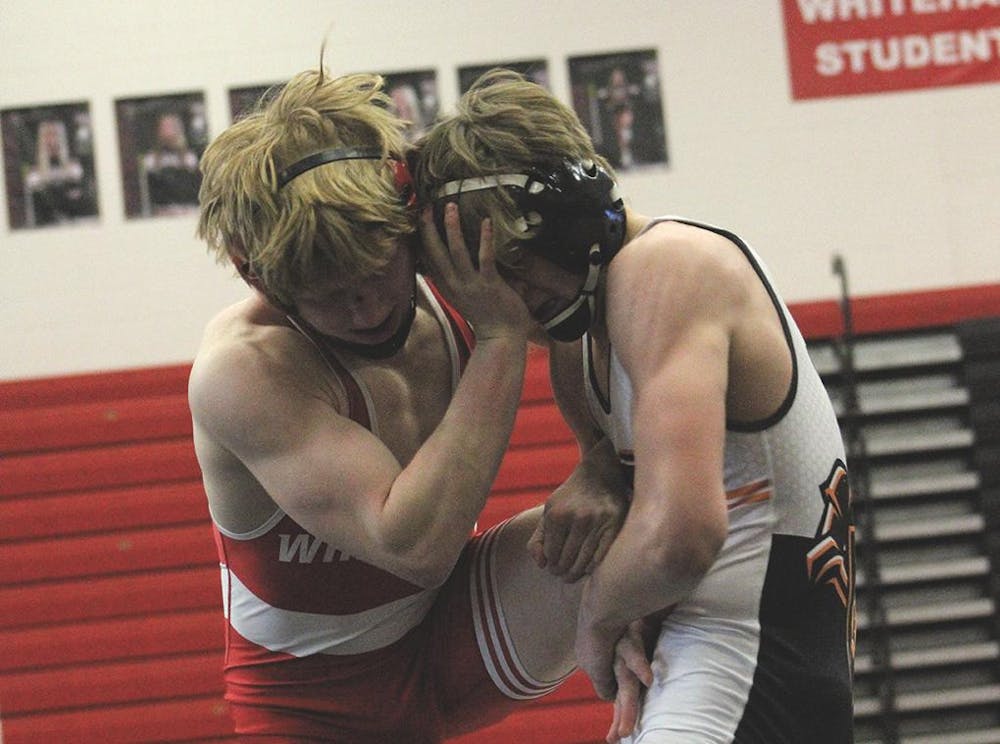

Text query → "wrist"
[580,583,615,631]
[474,324,529,348]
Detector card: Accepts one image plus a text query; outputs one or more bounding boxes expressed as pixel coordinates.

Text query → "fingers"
[586,524,618,575]
[609,670,642,742]
[577,625,624,703]
[418,206,453,281]
[539,508,614,582]
[606,627,651,742]
[592,670,617,702]
[420,203,500,294]
[475,213,496,277]
[418,204,464,272]
[606,700,624,744]
[544,514,581,576]
[617,626,654,687]
[539,510,590,581]
[527,518,547,569]
[418,204,443,246]
[586,646,619,702]
[442,202,466,261]
[560,523,606,583]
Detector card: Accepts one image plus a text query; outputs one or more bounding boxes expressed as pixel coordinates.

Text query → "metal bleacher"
[810,319,1000,744]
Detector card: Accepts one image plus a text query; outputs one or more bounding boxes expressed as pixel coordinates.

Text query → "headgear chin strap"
[285,288,418,361]
[433,160,625,342]
[540,247,602,342]
[322,291,417,359]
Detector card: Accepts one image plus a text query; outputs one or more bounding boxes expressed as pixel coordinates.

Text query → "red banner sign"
[781,0,1000,99]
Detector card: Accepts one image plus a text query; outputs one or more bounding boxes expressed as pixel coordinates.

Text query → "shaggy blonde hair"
[197,69,413,307]
[412,69,614,267]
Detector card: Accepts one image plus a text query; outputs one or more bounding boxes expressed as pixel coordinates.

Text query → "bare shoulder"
[609,220,749,328]
[617,220,746,281]
[189,300,339,448]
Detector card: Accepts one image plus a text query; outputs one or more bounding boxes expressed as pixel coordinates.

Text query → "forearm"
[381,334,527,583]
[548,339,603,455]
[580,491,720,631]
[582,360,728,628]
[581,534,689,633]
[572,437,632,503]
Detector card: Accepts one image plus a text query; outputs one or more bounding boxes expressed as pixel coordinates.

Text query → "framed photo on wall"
[1,101,99,230]
[115,92,208,219]
[568,49,668,171]
[458,59,549,94]
[380,69,439,142]
[229,82,285,122]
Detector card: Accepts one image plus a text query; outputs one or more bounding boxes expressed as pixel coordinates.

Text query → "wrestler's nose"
[346,291,388,327]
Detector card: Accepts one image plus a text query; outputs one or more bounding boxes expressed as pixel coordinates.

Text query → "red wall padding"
[2,283,999,743]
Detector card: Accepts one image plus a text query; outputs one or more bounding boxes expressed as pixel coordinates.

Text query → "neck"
[623,207,653,244]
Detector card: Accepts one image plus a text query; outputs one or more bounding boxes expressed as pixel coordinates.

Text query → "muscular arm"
[523,339,630,581]
[192,212,532,590]
[576,227,738,696]
[190,322,526,590]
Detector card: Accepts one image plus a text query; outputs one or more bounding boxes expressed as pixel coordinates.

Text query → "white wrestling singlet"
[584,217,855,744]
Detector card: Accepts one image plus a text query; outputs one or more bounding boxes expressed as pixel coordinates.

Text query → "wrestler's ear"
[229,247,266,295]
[393,156,417,209]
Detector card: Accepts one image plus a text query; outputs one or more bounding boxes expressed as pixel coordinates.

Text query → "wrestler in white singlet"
[585,218,855,744]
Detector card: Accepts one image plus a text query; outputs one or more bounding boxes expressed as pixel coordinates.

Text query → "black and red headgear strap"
[277,146,416,208]
[232,148,416,310]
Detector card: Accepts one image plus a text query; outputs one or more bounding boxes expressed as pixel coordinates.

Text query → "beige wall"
[2,0,999,379]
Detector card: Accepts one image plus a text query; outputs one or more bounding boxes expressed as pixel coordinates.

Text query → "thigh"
[430,512,582,735]
[626,618,758,743]
[486,507,583,685]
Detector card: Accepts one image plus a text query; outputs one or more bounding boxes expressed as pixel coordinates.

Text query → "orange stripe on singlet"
[726,478,772,509]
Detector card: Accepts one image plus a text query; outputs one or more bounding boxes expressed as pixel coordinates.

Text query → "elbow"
[694,519,727,576]
[378,534,457,589]
[649,517,727,592]
[403,556,454,590]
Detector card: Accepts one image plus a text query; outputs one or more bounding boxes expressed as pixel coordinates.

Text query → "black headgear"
[433,159,626,341]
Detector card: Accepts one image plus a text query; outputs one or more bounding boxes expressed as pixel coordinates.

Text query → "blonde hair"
[197,69,413,307]
[412,69,613,266]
